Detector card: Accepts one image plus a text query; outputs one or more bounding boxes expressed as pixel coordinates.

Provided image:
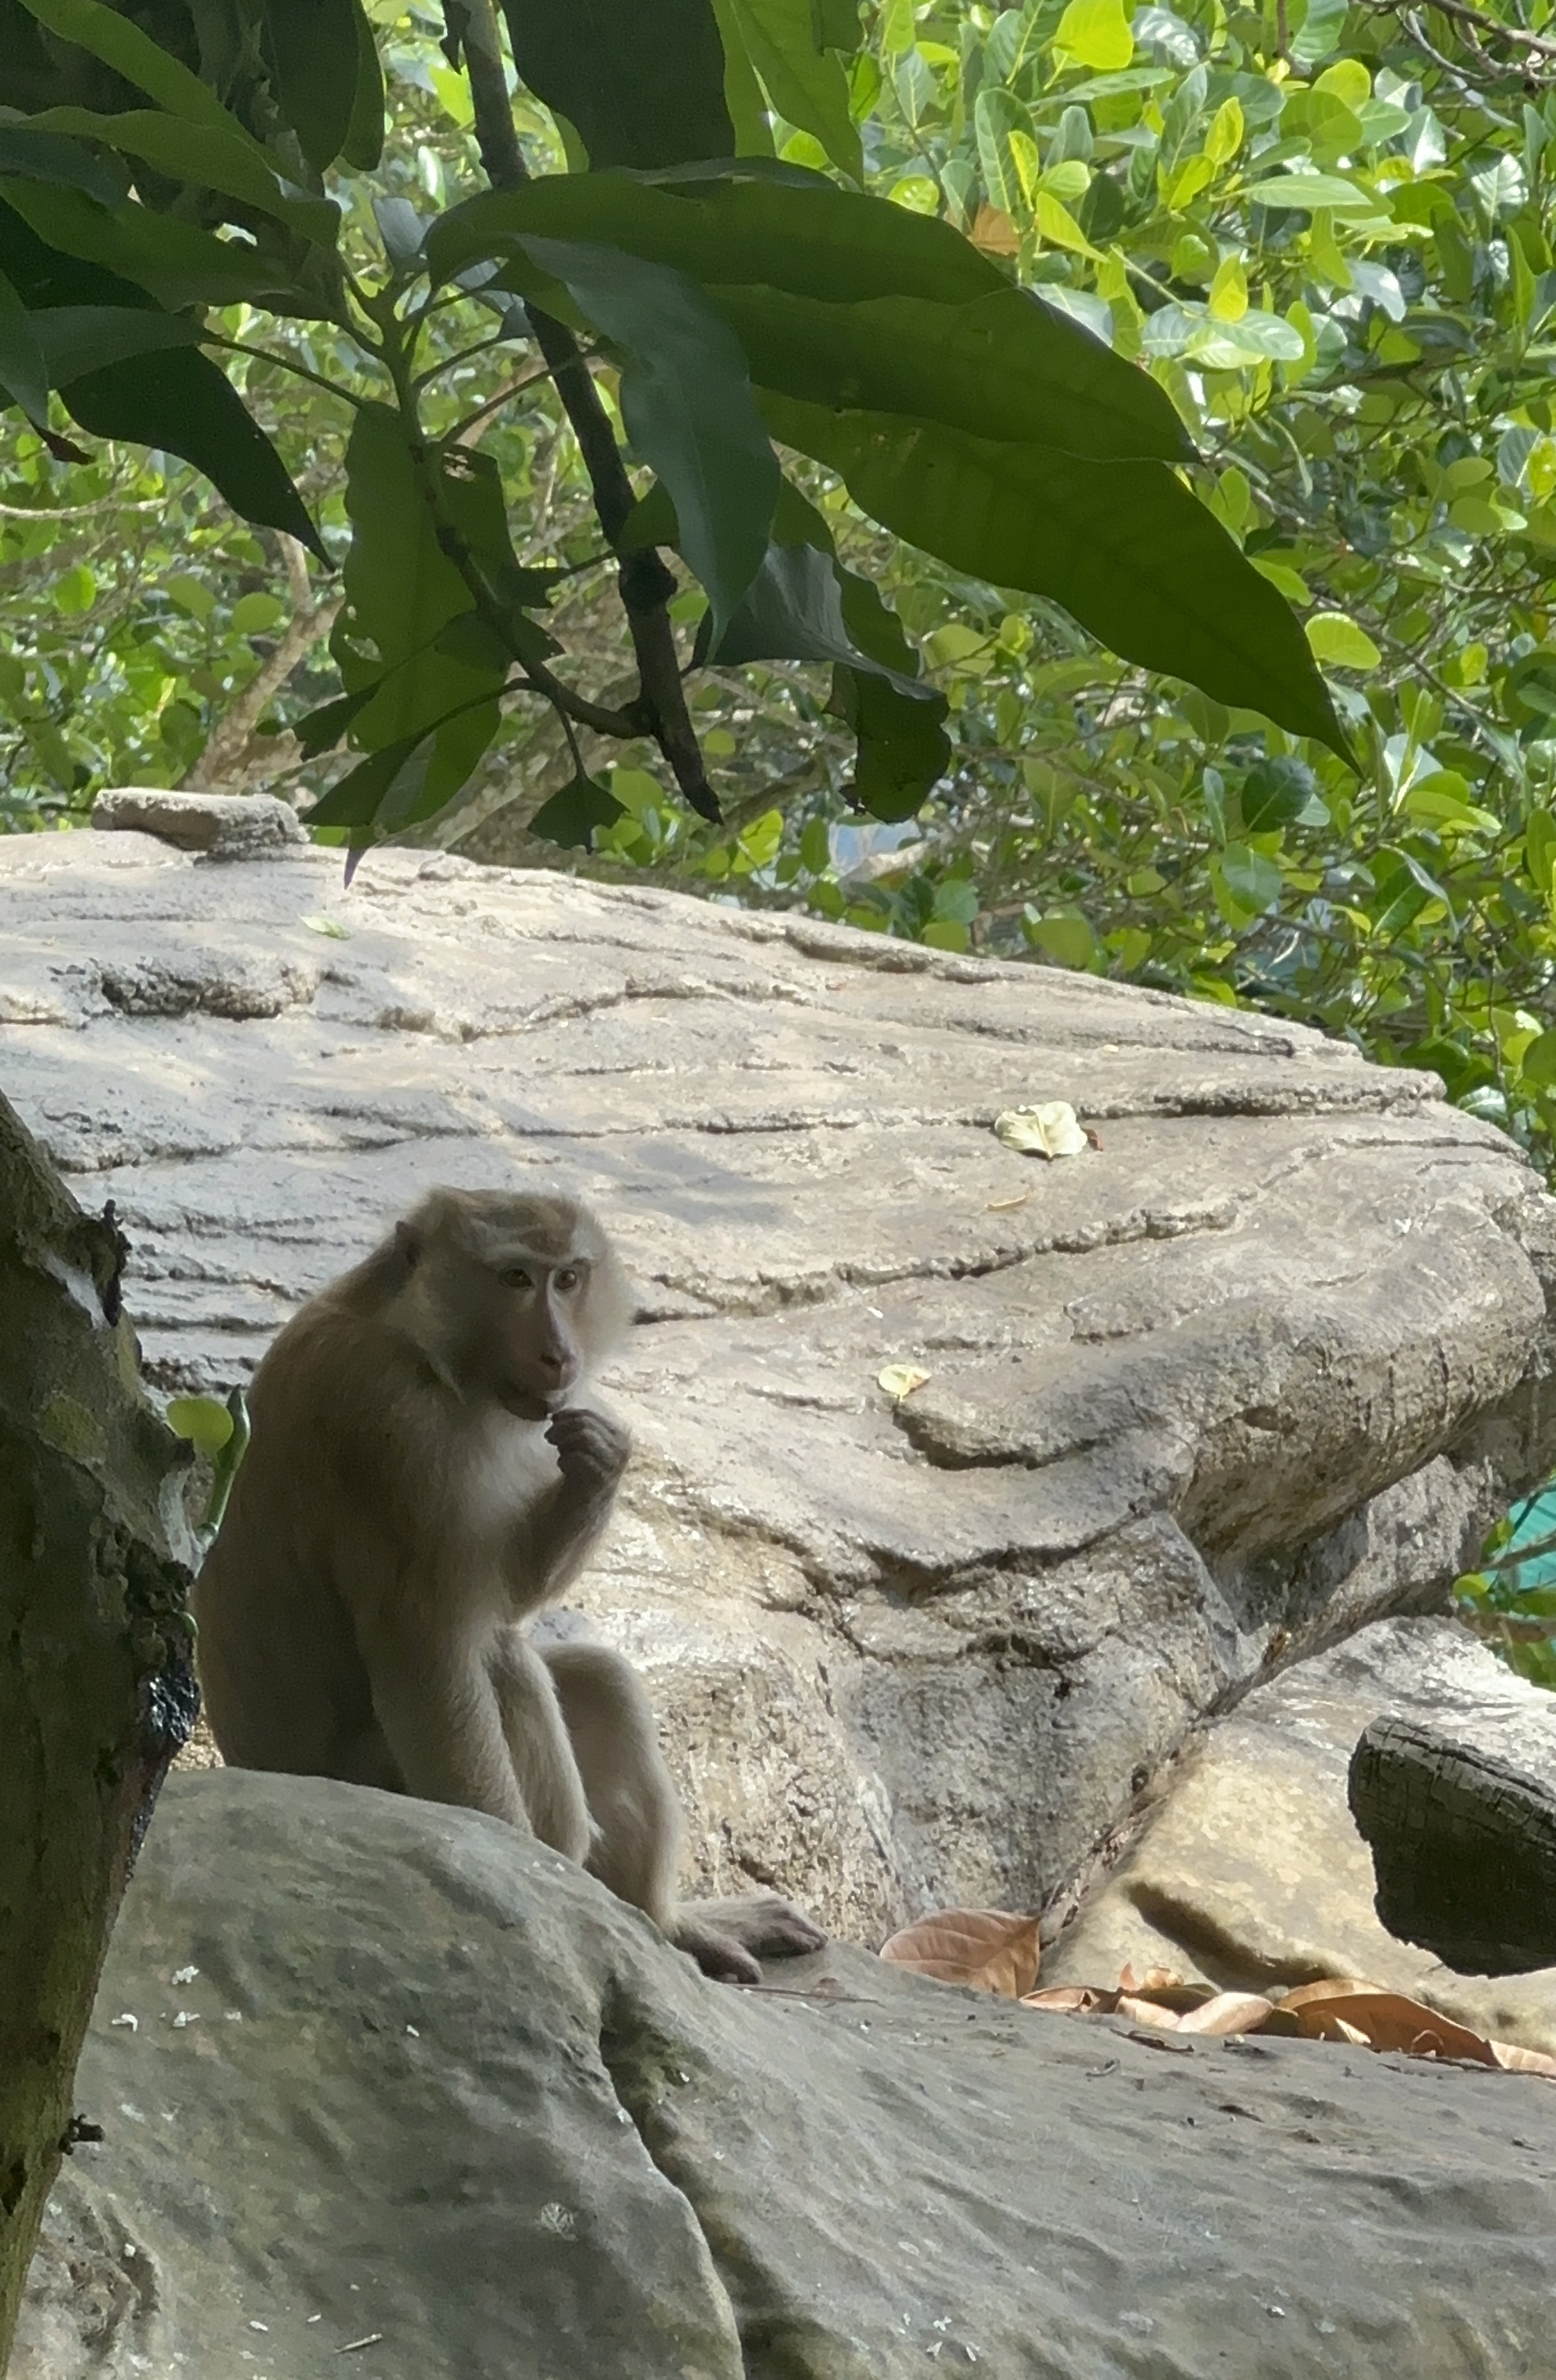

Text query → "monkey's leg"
[489,1628,594,1865]
[541,1644,825,1983]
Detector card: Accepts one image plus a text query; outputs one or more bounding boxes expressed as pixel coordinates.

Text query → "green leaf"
[1055,0,1135,70]
[0,182,300,307]
[64,343,324,554]
[233,591,284,633]
[1244,171,1383,215]
[0,122,127,204]
[727,0,861,178]
[425,170,1007,310]
[31,303,203,383]
[762,394,1349,757]
[521,236,778,637]
[23,108,339,244]
[712,536,923,689]
[0,266,50,426]
[1217,841,1284,911]
[712,282,1191,463]
[1521,1028,1556,1089]
[530,769,627,848]
[497,0,734,169]
[307,729,428,828]
[292,681,380,757]
[166,1394,235,1456]
[342,0,387,170]
[1305,611,1381,668]
[0,202,320,550]
[831,660,951,820]
[264,0,365,173]
[333,405,511,764]
[15,0,280,141]
[1239,753,1319,832]
[1525,808,1556,892]
[974,86,1030,220]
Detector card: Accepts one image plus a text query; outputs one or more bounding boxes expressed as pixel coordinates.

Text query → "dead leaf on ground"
[1021,1985,1118,2015]
[993,1102,1090,1160]
[879,1909,1040,1999]
[1118,1963,1188,1994]
[985,1192,1033,1214]
[877,1363,931,1401]
[1176,1992,1277,2037]
[1285,1989,1499,2064]
[1490,2040,1556,2077]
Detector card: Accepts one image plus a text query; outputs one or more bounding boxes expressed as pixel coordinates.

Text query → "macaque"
[193,1187,824,1984]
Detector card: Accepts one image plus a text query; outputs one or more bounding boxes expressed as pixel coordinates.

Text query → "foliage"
[0,0,1342,870]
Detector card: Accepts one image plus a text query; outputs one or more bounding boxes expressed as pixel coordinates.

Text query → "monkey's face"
[478,1254,589,1420]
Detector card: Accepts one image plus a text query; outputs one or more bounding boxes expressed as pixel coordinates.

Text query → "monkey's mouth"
[497,1381,572,1420]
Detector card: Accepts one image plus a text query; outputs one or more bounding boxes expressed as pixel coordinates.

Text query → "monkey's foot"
[676,1894,828,1985]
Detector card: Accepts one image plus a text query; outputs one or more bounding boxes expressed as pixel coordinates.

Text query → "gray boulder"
[1044,1616,1556,2051]
[2,832,1554,1937]
[92,787,306,857]
[17,1771,1556,2380]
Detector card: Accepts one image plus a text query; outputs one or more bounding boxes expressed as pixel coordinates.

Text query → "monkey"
[192,1186,824,1985]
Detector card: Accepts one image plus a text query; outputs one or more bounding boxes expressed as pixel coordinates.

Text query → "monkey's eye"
[554,1267,581,1294]
[499,1265,534,1290]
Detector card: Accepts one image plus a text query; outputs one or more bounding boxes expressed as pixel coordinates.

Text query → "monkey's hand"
[545,1405,631,1504]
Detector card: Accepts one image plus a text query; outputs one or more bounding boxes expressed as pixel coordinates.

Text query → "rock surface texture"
[18,1772,1556,2380]
[1045,1616,1556,2049]
[2,832,1555,1941]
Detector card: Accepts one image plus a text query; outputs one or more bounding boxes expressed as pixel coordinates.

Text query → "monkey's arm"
[362,1626,534,1829]
[507,1405,630,1611]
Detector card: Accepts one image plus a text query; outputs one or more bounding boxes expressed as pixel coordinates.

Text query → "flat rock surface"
[18,1772,1556,2380]
[1046,1616,1556,2051]
[2,834,1555,1935]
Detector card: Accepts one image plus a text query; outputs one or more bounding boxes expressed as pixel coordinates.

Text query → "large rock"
[18,1772,1556,2380]
[1044,1617,1556,2051]
[2,832,1554,1937]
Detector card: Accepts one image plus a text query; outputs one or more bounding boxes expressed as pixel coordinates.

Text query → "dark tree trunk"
[0,1094,196,2374]
[1348,1715,1556,1976]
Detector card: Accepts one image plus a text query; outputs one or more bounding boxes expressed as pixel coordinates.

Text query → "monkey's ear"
[395,1221,423,1269]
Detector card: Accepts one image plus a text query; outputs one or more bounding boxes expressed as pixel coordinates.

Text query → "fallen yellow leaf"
[877,1363,931,1401]
[993,1102,1090,1159]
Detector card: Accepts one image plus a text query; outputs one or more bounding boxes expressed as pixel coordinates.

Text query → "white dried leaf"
[111,2013,138,2032]
[993,1102,1089,1160]
[171,1964,199,1985]
[877,1364,931,1401]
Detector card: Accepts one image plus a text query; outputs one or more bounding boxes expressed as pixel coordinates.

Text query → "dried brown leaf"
[971,204,1020,255]
[1020,1985,1119,2015]
[1118,1963,1187,1994]
[1117,1994,1183,2031]
[1489,2039,1556,2078]
[1286,1989,1498,2066]
[879,1908,1040,1998]
[1278,1978,1387,2011]
[1176,1992,1276,2037]
[985,1192,1033,1214]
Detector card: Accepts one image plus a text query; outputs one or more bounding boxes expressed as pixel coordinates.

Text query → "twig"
[182,535,343,791]
[445,0,721,821]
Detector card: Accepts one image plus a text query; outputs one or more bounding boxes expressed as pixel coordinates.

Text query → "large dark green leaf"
[523,235,777,637]
[0,195,323,550]
[831,662,951,821]
[263,0,362,172]
[714,282,1190,463]
[0,180,303,306]
[17,0,273,138]
[726,0,861,178]
[0,266,49,425]
[425,170,1007,309]
[497,0,732,168]
[23,106,339,243]
[308,699,503,839]
[341,0,386,171]
[64,344,325,553]
[530,769,626,848]
[334,402,510,751]
[763,392,1348,756]
[0,121,126,203]
[32,303,202,381]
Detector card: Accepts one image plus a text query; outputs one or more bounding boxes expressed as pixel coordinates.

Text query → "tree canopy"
[4,0,1556,1181]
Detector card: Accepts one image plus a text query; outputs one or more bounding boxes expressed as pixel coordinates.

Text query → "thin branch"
[182,535,343,791]
[449,359,553,445]
[202,334,372,407]
[446,0,721,821]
